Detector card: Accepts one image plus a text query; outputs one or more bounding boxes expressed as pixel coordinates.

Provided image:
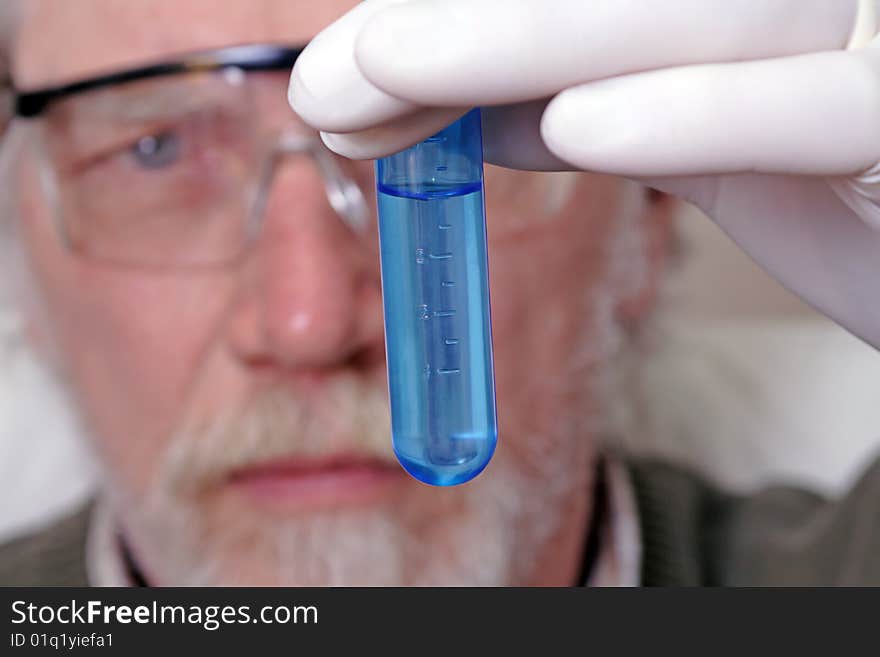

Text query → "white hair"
[0,0,21,320]
[0,126,25,353]
[0,3,101,540]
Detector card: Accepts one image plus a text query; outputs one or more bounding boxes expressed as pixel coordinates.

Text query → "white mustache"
[157,375,395,497]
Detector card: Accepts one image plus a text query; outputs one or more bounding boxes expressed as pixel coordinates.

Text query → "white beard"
[106,371,594,587]
[113,427,588,587]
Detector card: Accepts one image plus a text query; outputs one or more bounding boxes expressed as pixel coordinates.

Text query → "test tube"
[376,109,497,486]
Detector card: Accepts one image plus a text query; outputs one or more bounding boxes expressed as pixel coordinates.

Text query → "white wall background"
[0,326,97,542]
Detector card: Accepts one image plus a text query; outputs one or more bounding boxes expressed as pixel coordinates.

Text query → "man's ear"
[615,188,678,324]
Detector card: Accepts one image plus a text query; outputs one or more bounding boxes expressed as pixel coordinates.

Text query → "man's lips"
[225,455,407,512]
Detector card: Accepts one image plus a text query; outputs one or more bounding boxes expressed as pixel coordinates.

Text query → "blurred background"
[2,202,880,542]
[622,204,880,496]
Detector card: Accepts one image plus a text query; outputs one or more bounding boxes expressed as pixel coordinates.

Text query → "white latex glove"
[289,0,880,349]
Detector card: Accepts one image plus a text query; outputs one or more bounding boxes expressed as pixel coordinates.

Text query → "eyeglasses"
[11,45,377,269]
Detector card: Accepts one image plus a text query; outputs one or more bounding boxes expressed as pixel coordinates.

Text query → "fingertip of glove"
[320,131,370,160]
[539,90,593,169]
[540,84,646,175]
[320,128,407,161]
[288,34,360,133]
[354,1,467,106]
[287,59,320,125]
[287,1,420,134]
[353,6,409,95]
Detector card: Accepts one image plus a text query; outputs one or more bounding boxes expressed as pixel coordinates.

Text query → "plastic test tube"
[376,109,498,486]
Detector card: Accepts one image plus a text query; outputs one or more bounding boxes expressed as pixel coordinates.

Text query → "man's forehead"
[13,0,355,88]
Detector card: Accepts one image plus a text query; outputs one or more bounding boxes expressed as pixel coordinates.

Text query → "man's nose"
[226,156,384,370]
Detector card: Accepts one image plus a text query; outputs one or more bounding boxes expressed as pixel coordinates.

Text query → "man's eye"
[129,132,182,169]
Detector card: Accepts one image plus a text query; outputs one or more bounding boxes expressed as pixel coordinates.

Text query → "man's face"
[11,0,659,585]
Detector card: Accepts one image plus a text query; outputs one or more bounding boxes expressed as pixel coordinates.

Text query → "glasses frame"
[13,44,304,117]
[9,44,375,270]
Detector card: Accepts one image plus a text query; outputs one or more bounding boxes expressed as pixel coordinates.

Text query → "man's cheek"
[67,278,233,490]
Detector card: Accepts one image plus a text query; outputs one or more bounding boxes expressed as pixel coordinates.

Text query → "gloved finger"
[540,49,880,178]
[319,99,579,168]
[320,106,470,159]
[355,0,860,107]
[289,0,420,133]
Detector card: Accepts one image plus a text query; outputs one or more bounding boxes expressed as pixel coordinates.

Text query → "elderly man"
[0,0,878,586]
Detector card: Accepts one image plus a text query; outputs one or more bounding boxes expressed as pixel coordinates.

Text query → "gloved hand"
[289,0,880,349]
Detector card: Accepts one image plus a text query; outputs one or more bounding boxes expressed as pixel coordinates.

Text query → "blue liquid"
[377,182,497,486]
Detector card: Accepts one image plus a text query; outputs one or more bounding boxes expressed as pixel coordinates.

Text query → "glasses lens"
[40,69,263,267]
